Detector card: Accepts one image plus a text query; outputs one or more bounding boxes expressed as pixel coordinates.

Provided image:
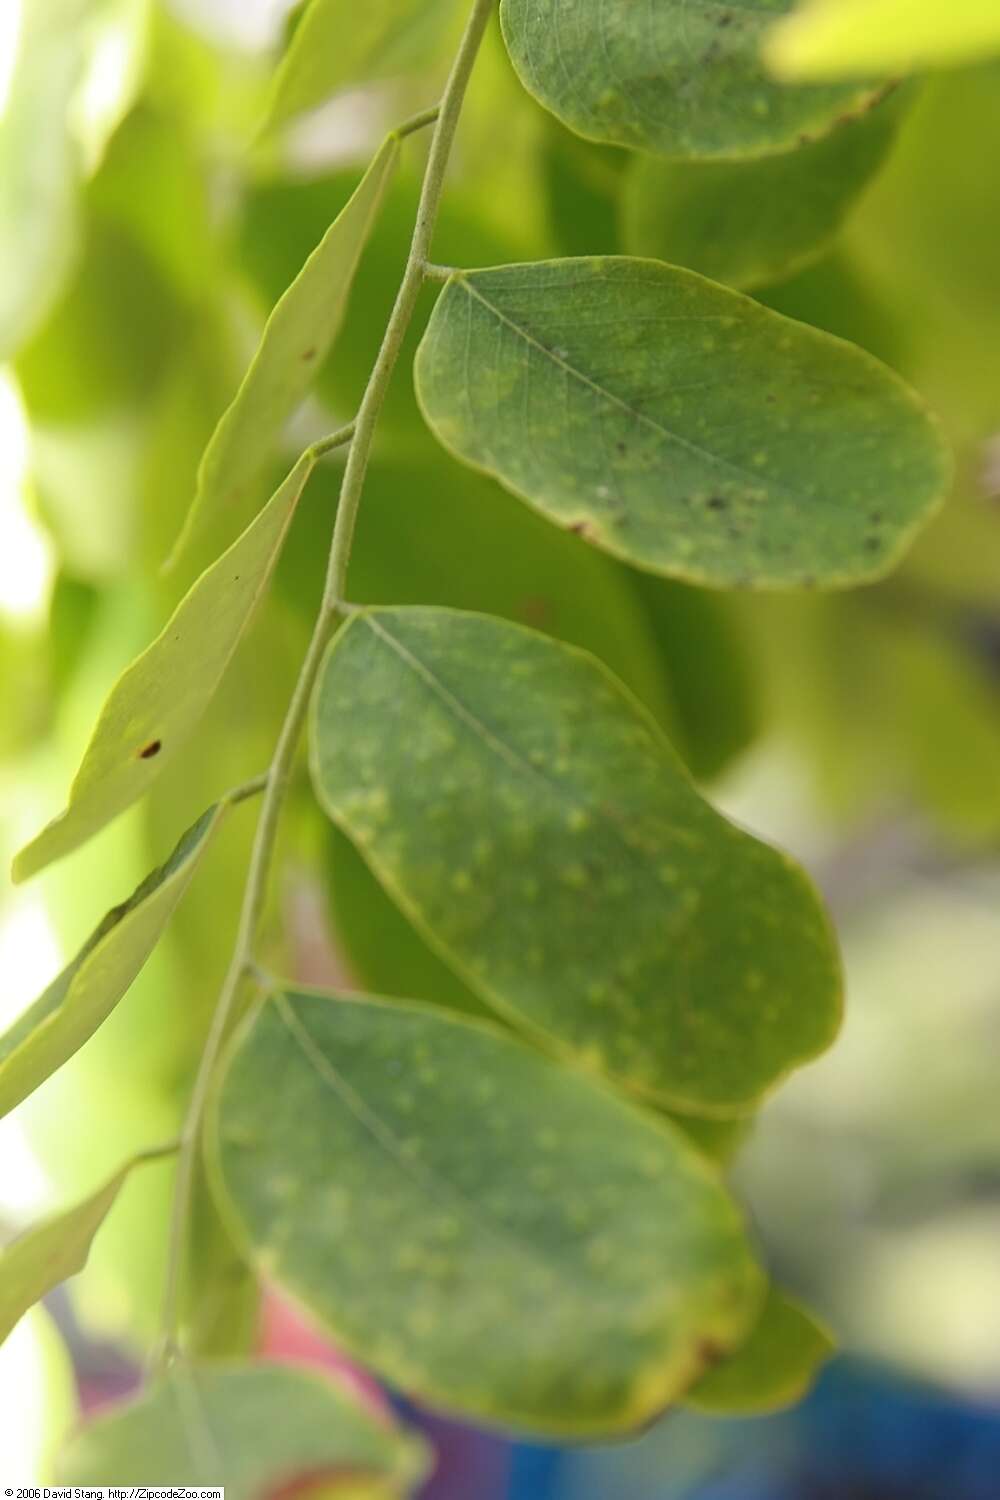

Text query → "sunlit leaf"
[14,454,313,882]
[211,989,765,1434]
[622,97,900,291]
[264,0,458,132]
[415,258,950,589]
[684,1286,834,1413]
[170,138,398,562]
[0,802,235,1119]
[767,0,1000,80]
[499,0,882,160]
[0,0,89,357]
[58,1361,429,1497]
[0,1149,169,1347]
[310,608,842,1115]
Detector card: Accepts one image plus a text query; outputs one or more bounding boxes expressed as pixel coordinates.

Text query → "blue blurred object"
[415,1357,1000,1499]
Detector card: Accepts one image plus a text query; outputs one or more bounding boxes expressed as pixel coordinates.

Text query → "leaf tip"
[11,836,41,886]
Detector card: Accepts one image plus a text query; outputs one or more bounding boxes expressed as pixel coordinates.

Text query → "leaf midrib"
[361,612,702,884]
[271,992,637,1289]
[455,273,802,501]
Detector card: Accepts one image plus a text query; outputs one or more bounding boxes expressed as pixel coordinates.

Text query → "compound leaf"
[265,0,459,132]
[767,0,1000,79]
[622,98,900,290]
[684,1286,834,1413]
[0,1149,169,1346]
[499,0,883,160]
[14,453,314,882]
[171,137,398,562]
[310,608,842,1115]
[415,259,950,591]
[1,801,234,1120]
[210,989,765,1435]
[58,1361,429,1497]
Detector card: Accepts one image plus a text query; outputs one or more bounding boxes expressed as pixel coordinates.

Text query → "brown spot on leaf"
[301,347,317,362]
[696,1337,727,1370]
[138,739,162,759]
[569,520,593,540]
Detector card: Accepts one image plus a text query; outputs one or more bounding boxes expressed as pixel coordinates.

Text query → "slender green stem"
[308,421,356,460]
[326,0,496,606]
[396,104,442,140]
[136,1139,182,1167]
[158,0,494,1364]
[229,772,270,805]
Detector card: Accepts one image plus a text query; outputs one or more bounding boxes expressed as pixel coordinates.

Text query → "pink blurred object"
[258,1286,390,1418]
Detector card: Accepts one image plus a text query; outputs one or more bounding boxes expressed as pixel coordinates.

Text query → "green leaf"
[325,824,493,1021]
[0,0,89,357]
[499,0,882,160]
[282,447,760,784]
[14,453,313,882]
[630,577,762,784]
[327,827,757,1161]
[264,0,458,132]
[415,258,950,590]
[210,989,765,1435]
[0,1149,170,1347]
[58,1361,429,1497]
[622,98,900,291]
[767,0,1000,79]
[89,103,217,305]
[670,1114,754,1167]
[170,137,398,562]
[684,1286,834,1413]
[16,216,182,423]
[238,158,529,443]
[310,608,841,1115]
[182,1161,259,1359]
[281,448,679,726]
[0,802,234,1120]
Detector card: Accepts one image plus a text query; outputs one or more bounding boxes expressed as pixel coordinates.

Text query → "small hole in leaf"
[138,739,162,759]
